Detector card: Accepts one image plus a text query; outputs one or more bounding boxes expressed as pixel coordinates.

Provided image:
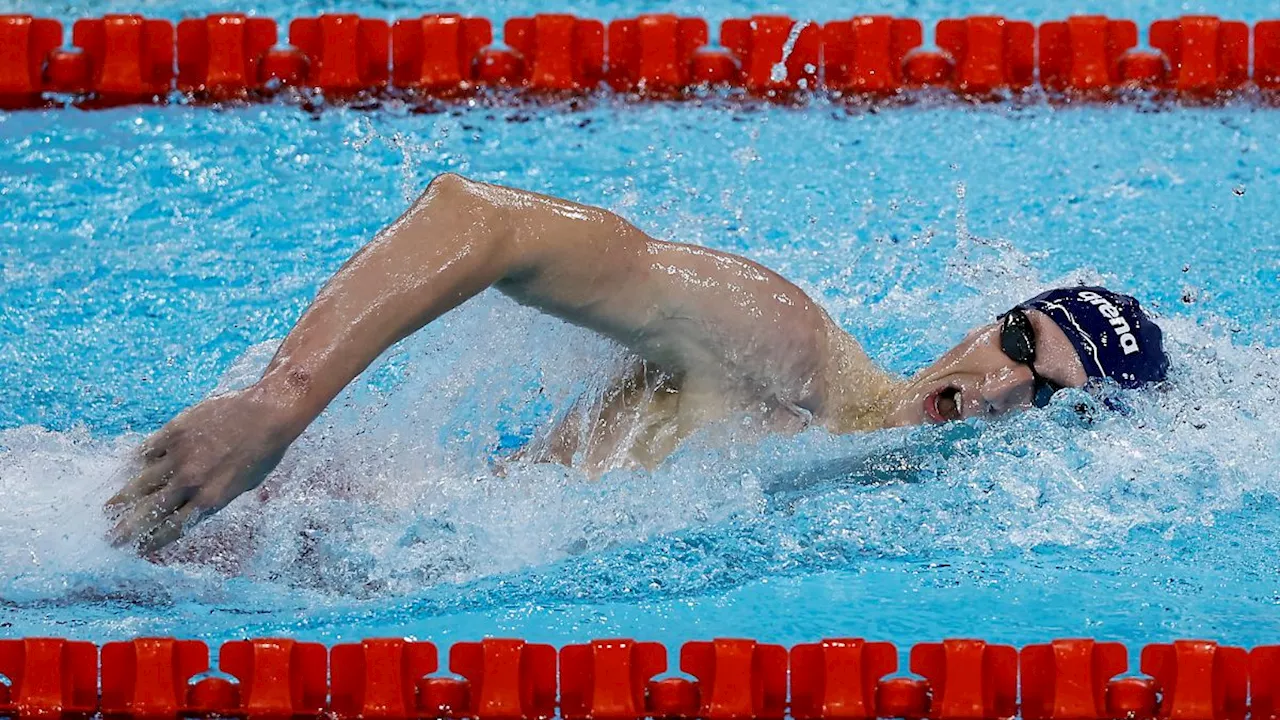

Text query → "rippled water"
[2,81,1279,647]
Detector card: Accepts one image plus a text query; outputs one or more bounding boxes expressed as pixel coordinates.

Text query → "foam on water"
[1,96,1278,643]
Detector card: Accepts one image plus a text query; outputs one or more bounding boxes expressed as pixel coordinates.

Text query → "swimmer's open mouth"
[925,386,962,423]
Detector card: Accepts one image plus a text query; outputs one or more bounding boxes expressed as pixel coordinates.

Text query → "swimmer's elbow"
[422,172,471,200]
[412,172,518,261]
[418,172,490,218]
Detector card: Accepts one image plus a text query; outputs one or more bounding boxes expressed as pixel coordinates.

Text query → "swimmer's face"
[884,309,1090,426]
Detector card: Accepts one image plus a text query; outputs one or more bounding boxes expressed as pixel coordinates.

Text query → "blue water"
[2,0,1280,660]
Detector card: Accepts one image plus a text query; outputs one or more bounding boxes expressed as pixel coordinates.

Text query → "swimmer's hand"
[104,385,297,553]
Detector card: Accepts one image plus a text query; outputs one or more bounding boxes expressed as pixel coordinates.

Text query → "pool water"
[2,0,1279,653]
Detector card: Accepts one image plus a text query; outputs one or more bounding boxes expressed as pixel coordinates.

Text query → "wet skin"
[106,174,1089,553]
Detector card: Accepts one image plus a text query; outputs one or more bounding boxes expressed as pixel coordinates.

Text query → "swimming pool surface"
[1,0,1279,653]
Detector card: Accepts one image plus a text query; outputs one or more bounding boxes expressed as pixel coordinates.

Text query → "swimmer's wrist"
[251,366,329,439]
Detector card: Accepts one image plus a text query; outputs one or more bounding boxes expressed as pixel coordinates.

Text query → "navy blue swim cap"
[1016,286,1169,388]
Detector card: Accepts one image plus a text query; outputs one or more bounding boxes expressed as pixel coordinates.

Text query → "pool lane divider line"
[1,13,1280,109]
[0,637,1275,719]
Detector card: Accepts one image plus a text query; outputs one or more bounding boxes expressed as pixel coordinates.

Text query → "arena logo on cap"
[1078,290,1140,355]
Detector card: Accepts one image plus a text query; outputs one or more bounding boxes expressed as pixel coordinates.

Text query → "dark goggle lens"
[1000,310,1037,365]
[1004,309,1062,408]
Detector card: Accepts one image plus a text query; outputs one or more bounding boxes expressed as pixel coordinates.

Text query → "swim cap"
[1016,286,1169,388]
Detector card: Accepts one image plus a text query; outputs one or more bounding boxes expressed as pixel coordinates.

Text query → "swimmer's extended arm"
[107,173,867,552]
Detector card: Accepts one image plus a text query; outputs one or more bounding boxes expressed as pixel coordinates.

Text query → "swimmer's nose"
[979,365,1035,416]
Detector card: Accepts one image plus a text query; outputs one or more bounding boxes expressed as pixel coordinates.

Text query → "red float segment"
[392,14,491,92]
[289,14,389,93]
[876,678,930,719]
[903,51,953,86]
[822,17,921,93]
[475,48,526,86]
[176,14,275,96]
[688,50,739,85]
[910,639,1018,720]
[449,638,557,720]
[680,638,787,720]
[503,14,604,91]
[1140,641,1248,720]
[217,638,327,717]
[935,16,1035,93]
[606,15,708,92]
[330,639,437,720]
[1106,678,1158,720]
[1251,646,1280,720]
[72,15,174,101]
[0,15,62,106]
[419,677,470,719]
[259,47,308,86]
[0,638,98,716]
[44,48,90,93]
[100,638,209,717]
[647,678,699,718]
[1039,16,1138,91]
[560,639,666,720]
[1020,639,1128,720]
[720,15,821,93]
[189,677,240,715]
[1258,22,1280,90]
[790,638,897,720]
[1116,51,1168,86]
[1149,16,1249,94]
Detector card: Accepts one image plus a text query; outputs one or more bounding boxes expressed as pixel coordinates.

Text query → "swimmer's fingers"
[138,486,231,553]
[108,485,189,549]
[104,454,177,510]
[138,502,208,555]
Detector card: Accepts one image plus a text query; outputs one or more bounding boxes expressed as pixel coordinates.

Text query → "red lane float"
[911,639,1019,719]
[176,14,275,97]
[6,636,1280,718]
[449,638,557,720]
[720,15,821,93]
[1258,22,1280,90]
[1020,639,1128,720]
[1141,640,1248,720]
[935,16,1035,93]
[214,638,327,717]
[1252,646,1280,720]
[392,14,490,92]
[677,638,788,719]
[821,17,921,94]
[5,12,1280,106]
[1039,16,1138,92]
[501,14,604,91]
[0,15,62,108]
[1149,16,1250,94]
[330,638,437,719]
[560,638,666,719]
[100,638,209,716]
[790,638,897,720]
[606,15,707,93]
[288,14,388,94]
[0,638,98,716]
[72,14,174,103]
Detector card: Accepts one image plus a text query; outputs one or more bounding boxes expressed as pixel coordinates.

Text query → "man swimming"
[106,174,1169,552]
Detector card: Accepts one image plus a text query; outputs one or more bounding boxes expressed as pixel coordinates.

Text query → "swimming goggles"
[999,308,1064,409]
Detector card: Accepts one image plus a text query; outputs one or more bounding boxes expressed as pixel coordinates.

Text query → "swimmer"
[106,174,1169,552]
